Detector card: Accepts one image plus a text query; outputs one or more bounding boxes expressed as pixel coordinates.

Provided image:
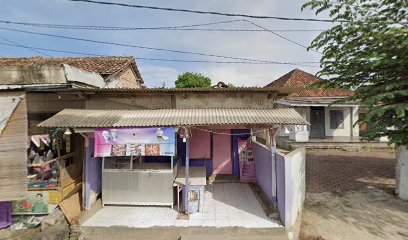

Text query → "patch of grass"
[361,145,373,152]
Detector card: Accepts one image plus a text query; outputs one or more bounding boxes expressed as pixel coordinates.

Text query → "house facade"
[0,56,144,89]
[266,69,359,142]
[36,87,307,233]
[0,56,144,202]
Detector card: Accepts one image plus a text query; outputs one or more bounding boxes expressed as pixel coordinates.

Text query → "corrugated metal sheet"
[38,108,309,128]
[102,170,173,206]
[0,92,24,136]
[0,92,28,201]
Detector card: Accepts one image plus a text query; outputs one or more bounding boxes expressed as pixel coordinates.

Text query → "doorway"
[310,107,325,139]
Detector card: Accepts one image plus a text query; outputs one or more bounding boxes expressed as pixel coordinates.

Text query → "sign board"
[12,191,52,215]
[94,127,175,157]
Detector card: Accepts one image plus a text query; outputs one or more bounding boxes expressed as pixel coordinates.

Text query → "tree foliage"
[175,72,211,88]
[303,0,408,146]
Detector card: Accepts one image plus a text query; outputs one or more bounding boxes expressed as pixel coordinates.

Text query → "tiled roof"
[58,86,289,94]
[277,97,358,106]
[38,108,309,128]
[0,56,142,79]
[265,69,353,97]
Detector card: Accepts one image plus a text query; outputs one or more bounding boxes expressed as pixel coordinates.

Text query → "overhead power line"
[0,26,317,64]
[243,20,321,54]
[0,36,50,57]
[67,0,338,23]
[0,41,320,67]
[0,19,326,32]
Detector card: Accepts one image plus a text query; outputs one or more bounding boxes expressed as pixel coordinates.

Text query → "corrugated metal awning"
[0,91,24,136]
[38,108,309,128]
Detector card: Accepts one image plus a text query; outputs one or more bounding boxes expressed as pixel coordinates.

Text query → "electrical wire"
[0,19,326,32]
[67,0,338,23]
[0,26,320,65]
[0,36,50,57]
[0,41,320,67]
[243,20,322,54]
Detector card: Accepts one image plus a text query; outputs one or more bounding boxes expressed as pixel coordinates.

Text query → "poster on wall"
[12,192,55,215]
[94,127,175,157]
[238,138,256,183]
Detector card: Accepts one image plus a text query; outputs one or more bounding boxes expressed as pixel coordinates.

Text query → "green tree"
[302,0,408,146]
[175,72,211,88]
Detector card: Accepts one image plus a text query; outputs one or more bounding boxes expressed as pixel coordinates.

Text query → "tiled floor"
[82,183,281,228]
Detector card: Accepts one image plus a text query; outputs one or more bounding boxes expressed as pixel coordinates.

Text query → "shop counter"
[102,157,175,207]
[173,166,206,212]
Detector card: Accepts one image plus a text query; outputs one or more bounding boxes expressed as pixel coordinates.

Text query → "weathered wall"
[113,67,142,89]
[0,93,27,201]
[85,95,172,109]
[26,93,85,135]
[0,66,66,85]
[175,93,275,109]
[85,93,274,110]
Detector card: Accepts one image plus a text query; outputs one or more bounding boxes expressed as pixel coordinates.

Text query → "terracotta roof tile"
[0,56,142,78]
[265,69,353,97]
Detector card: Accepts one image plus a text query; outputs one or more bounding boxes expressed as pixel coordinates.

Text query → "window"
[330,110,344,129]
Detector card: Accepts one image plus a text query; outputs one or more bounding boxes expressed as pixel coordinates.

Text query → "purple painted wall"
[253,142,286,225]
[85,139,102,209]
[0,201,11,229]
[276,153,286,225]
[253,142,275,203]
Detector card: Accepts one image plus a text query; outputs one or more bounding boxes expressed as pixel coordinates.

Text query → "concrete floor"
[82,183,281,228]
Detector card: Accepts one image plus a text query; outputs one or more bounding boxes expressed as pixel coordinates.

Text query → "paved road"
[300,150,408,240]
[306,150,395,193]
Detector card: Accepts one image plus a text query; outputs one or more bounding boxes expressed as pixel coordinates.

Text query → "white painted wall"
[396,145,408,200]
[280,147,306,236]
[279,106,310,140]
[325,107,352,137]
[351,106,360,137]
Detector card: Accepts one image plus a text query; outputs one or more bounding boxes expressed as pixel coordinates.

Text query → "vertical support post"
[184,131,190,214]
[83,134,91,209]
[209,129,213,177]
[269,128,279,200]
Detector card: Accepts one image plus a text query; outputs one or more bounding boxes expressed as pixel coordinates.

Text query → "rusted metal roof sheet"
[0,92,24,136]
[38,108,309,128]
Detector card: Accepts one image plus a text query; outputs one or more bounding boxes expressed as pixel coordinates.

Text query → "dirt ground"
[300,150,408,240]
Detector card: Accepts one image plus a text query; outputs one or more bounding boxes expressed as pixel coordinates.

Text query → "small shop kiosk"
[95,127,178,208]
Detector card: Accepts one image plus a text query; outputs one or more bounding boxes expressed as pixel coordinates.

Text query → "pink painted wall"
[189,129,210,159]
[213,129,232,175]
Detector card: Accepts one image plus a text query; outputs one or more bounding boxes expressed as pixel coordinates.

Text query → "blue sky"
[0,0,332,87]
